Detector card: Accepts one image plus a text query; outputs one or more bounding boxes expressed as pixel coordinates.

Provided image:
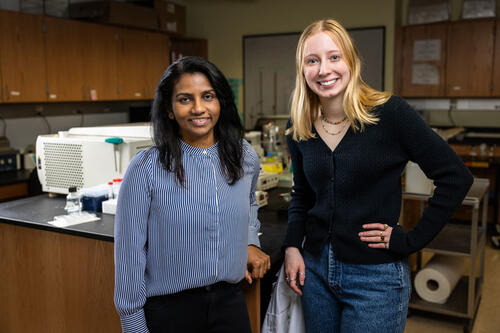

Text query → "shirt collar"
[180,139,218,157]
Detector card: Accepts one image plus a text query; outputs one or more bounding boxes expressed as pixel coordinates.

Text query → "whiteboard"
[243,27,385,130]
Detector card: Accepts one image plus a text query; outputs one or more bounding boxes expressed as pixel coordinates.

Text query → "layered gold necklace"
[320,113,348,136]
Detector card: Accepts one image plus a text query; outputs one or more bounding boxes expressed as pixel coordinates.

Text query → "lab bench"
[0,188,289,333]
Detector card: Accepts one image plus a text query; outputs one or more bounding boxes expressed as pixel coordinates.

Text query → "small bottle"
[65,186,81,214]
[107,181,114,199]
[112,178,123,199]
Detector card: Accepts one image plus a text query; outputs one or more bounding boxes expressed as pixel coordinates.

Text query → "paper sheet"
[48,212,100,228]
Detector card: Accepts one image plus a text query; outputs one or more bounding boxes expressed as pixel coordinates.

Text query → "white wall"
[2,112,129,151]
[185,0,397,114]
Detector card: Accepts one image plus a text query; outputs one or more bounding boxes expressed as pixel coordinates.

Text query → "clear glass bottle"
[112,178,123,199]
[107,181,114,199]
[65,186,81,214]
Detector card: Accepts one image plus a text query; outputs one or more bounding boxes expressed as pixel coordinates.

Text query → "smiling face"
[170,72,220,148]
[302,31,351,104]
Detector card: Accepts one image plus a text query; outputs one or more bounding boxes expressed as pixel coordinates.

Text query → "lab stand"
[404,178,489,333]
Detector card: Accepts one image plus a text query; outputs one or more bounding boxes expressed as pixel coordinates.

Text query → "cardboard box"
[155,0,186,35]
[69,1,159,30]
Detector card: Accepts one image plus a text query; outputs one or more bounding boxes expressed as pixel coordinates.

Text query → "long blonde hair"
[288,19,391,141]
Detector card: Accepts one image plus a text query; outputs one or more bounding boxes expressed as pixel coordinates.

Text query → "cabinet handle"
[453,86,461,91]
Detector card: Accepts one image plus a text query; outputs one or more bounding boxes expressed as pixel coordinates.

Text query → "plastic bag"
[262,264,306,333]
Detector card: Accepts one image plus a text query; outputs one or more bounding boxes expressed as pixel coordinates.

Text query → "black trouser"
[144,281,251,333]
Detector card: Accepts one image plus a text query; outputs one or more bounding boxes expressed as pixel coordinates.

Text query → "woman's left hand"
[358,223,393,249]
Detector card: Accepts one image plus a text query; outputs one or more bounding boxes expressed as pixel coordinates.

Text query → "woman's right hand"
[284,247,306,295]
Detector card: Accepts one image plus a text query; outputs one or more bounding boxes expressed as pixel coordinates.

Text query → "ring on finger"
[286,277,296,282]
[299,272,305,276]
[381,235,385,241]
[384,224,389,230]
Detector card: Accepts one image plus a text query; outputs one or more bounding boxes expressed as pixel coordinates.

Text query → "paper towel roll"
[414,255,465,304]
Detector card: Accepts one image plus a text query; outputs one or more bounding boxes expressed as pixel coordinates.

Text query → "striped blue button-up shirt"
[114,140,261,332]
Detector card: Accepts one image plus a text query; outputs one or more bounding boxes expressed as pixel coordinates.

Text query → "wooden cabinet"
[170,36,208,61]
[81,23,120,101]
[395,19,498,97]
[0,10,47,102]
[446,20,495,97]
[116,28,169,100]
[0,10,183,104]
[492,21,500,96]
[44,18,121,102]
[44,17,86,102]
[399,23,447,97]
[116,28,149,100]
[144,32,169,99]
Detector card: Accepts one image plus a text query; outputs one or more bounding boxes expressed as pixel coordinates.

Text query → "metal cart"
[404,178,490,333]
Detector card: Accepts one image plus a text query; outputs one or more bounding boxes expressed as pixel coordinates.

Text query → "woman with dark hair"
[114,56,270,333]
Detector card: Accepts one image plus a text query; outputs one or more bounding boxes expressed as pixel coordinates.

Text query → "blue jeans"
[302,244,411,333]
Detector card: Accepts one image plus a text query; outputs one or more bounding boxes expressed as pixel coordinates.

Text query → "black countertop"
[0,169,32,186]
[0,188,290,264]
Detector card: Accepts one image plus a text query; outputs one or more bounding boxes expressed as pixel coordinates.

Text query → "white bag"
[261,264,306,333]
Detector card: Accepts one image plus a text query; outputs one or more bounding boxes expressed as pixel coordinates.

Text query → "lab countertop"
[0,188,290,264]
[0,169,32,186]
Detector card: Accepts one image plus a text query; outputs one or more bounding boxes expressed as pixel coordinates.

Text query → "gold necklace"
[321,119,348,136]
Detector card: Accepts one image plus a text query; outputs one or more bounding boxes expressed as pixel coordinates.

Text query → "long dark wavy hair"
[151,56,244,186]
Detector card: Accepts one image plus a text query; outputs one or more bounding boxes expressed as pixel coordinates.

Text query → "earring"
[168,113,174,119]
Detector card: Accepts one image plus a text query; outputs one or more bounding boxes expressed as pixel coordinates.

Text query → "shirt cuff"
[389,224,411,256]
[120,309,149,333]
[248,226,261,248]
[282,220,305,249]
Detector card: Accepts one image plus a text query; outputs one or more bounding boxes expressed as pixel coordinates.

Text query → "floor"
[405,242,500,333]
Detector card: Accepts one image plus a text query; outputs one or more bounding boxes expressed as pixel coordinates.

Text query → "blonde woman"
[283,19,473,332]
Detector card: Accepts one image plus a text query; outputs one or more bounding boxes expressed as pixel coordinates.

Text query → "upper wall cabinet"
[396,19,498,98]
[0,9,187,104]
[0,11,47,103]
[144,32,170,99]
[492,22,500,96]
[44,17,87,102]
[446,20,495,97]
[44,17,120,101]
[399,23,447,97]
[83,23,120,101]
[115,29,169,100]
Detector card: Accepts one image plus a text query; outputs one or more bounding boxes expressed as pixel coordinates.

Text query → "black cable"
[447,107,456,127]
[75,109,84,127]
[40,114,52,134]
[0,114,6,137]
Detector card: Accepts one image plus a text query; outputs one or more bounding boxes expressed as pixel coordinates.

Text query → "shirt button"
[330,177,334,182]
[203,150,207,155]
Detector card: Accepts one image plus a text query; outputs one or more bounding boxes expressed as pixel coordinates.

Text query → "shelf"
[403,177,490,208]
[409,276,482,318]
[421,223,485,256]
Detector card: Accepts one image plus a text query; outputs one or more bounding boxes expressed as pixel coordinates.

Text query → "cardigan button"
[330,177,334,182]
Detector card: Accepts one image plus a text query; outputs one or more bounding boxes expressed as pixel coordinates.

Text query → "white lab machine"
[36,123,153,194]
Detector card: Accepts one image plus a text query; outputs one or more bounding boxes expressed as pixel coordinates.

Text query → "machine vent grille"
[43,143,84,190]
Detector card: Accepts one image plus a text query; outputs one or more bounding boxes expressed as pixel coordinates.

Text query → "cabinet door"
[116,28,148,100]
[44,17,86,101]
[82,23,119,101]
[492,21,500,96]
[144,33,170,99]
[447,20,494,97]
[400,23,447,97]
[0,10,46,102]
